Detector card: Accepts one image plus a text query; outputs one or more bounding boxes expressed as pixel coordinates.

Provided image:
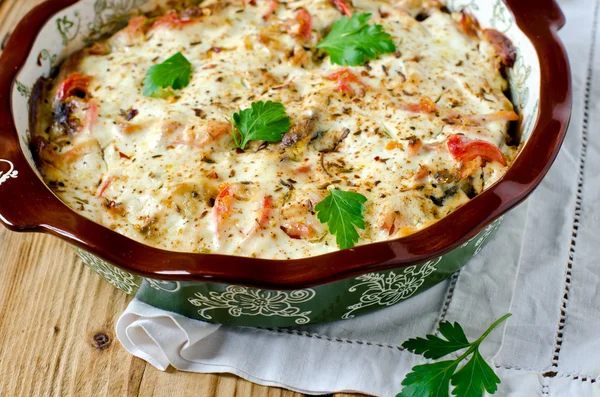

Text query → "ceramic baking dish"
[0,0,570,327]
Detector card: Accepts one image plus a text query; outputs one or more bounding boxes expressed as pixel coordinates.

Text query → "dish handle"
[504,0,566,31]
[0,137,63,232]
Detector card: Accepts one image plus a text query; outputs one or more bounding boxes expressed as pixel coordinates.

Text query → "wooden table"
[0,3,360,395]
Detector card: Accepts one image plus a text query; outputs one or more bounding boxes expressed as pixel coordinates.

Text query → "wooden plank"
[0,1,361,396]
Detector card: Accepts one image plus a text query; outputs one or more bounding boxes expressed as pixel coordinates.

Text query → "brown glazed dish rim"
[0,0,571,289]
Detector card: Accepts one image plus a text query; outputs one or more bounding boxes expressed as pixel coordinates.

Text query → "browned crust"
[482,28,517,68]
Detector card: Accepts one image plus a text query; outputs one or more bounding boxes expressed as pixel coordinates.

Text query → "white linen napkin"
[117,0,600,395]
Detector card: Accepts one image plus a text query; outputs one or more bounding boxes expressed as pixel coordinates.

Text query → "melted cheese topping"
[32,0,518,259]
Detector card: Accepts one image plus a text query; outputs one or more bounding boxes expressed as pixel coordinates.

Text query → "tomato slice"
[56,74,93,101]
[329,0,353,16]
[296,8,313,40]
[446,134,507,166]
[326,69,365,97]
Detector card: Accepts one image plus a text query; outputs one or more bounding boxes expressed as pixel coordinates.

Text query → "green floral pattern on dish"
[189,287,317,325]
[15,81,31,98]
[57,12,81,45]
[76,248,141,295]
[66,217,503,327]
[84,0,147,45]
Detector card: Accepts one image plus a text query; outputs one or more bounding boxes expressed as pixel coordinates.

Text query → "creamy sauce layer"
[32,0,518,259]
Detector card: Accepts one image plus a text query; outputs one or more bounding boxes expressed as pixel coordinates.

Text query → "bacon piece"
[446,133,507,167]
[381,212,399,236]
[281,223,317,239]
[258,196,274,228]
[172,121,231,148]
[207,120,232,139]
[213,185,235,234]
[32,139,100,171]
[56,74,93,101]
[294,165,312,173]
[414,165,430,181]
[295,8,313,40]
[87,41,111,55]
[458,156,484,179]
[263,0,278,21]
[326,69,366,97]
[60,140,100,163]
[151,10,195,29]
[407,138,422,155]
[329,0,353,16]
[126,16,148,37]
[458,10,480,38]
[482,29,517,67]
[96,176,114,198]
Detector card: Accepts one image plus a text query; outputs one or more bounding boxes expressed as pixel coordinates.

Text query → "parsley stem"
[455,313,512,362]
[473,313,512,346]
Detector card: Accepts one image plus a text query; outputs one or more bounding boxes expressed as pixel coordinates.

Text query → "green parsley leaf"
[451,351,501,397]
[143,52,192,97]
[232,101,291,149]
[403,321,471,360]
[314,189,367,249]
[397,313,511,397]
[397,361,458,397]
[316,13,396,66]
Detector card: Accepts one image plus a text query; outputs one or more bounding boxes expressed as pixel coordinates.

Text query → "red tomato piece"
[403,97,437,114]
[85,101,99,133]
[295,8,313,40]
[214,185,235,224]
[258,196,274,228]
[56,74,93,101]
[326,69,366,97]
[446,134,507,166]
[329,0,353,16]
[151,10,195,29]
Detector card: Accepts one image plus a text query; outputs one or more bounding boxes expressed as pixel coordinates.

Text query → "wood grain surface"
[0,2,362,396]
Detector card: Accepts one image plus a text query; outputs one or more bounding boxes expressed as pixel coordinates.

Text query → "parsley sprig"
[315,189,367,249]
[232,101,291,149]
[398,313,512,397]
[143,52,193,97]
[317,13,396,66]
